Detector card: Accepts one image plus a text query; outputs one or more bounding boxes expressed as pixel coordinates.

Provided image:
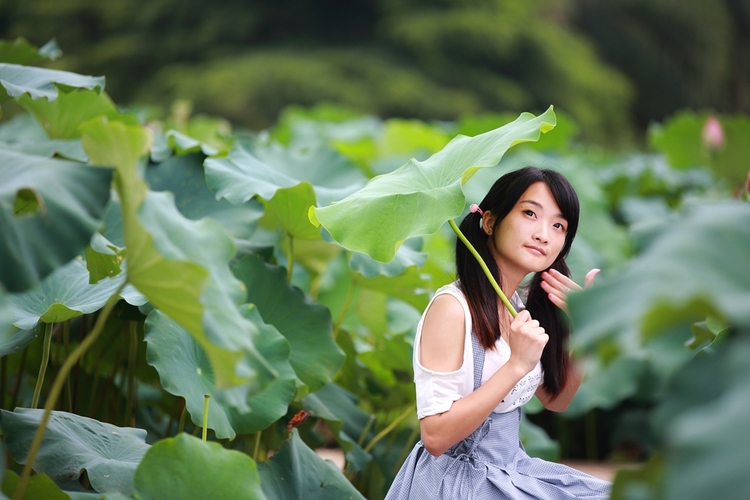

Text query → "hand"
[540,268,600,312]
[507,310,548,374]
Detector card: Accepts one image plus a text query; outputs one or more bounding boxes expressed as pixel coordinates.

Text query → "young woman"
[386,167,611,499]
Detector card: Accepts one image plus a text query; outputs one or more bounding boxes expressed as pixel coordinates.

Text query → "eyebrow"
[520,200,566,220]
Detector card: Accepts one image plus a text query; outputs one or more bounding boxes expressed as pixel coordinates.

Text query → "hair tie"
[469,204,483,216]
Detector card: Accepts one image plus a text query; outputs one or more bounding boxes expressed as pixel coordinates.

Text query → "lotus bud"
[701,115,725,151]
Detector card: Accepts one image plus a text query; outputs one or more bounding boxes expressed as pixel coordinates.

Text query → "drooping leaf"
[18,90,122,139]
[569,201,750,352]
[145,307,295,439]
[145,152,263,240]
[85,232,126,283]
[0,149,112,292]
[0,408,149,494]
[133,433,265,500]
[349,237,427,278]
[302,383,373,471]
[310,106,556,262]
[233,255,344,395]
[165,130,217,156]
[205,142,367,207]
[257,429,365,500]
[81,118,275,392]
[1,138,88,162]
[0,63,104,101]
[259,182,321,240]
[7,258,146,331]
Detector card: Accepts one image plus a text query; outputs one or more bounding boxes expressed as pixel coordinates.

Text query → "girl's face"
[484,181,568,277]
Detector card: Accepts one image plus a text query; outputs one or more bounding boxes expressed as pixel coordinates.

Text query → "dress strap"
[471,332,484,391]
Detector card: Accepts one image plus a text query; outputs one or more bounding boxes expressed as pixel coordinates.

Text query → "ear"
[481,211,494,235]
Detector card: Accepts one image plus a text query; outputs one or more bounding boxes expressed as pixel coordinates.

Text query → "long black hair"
[455,166,580,396]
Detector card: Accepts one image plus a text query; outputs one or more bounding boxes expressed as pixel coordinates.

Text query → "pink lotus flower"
[701,115,725,150]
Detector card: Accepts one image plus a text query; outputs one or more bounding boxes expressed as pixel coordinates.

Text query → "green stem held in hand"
[448,219,517,317]
[14,283,126,500]
[202,394,210,442]
[31,323,53,409]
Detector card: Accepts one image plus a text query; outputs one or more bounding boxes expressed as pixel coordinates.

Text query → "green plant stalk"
[0,355,6,408]
[13,284,125,500]
[364,404,416,453]
[10,347,27,409]
[31,323,53,409]
[392,425,421,476]
[125,321,138,426]
[357,413,376,447]
[202,394,210,441]
[448,219,517,317]
[333,279,356,340]
[62,321,72,412]
[178,402,187,434]
[286,233,294,284]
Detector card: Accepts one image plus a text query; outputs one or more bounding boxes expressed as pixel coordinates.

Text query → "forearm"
[536,359,583,412]
[419,361,528,456]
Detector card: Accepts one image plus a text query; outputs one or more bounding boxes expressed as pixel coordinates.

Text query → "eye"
[524,210,536,218]
[553,222,567,232]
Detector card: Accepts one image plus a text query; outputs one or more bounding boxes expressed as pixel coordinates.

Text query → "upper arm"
[419,294,466,373]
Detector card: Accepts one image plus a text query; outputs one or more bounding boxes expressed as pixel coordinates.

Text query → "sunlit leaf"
[260,183,321,240]
[18,90,121,139]
[310,106,556,262]
[85,232,125,283]
[1,471,69,500]
[0,38,59,65]
[145,307,295,439]
[0,149,112,292]
[257,429,365,500]
[0,409,149,494]
[133,433,265,500]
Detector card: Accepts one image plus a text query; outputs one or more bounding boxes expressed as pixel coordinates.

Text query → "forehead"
[516,182,563,216]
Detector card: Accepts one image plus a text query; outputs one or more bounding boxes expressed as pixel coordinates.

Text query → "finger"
[584,268,600,288]
[541,280,568,304]
[546,291,568,312]
[546,269,581,292]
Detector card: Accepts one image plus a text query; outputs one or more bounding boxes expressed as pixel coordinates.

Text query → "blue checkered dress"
[386,332,612,499]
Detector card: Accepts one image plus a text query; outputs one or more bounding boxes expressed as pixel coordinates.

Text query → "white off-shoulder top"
[413,282,543,419]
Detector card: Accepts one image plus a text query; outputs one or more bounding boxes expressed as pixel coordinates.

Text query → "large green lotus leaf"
[7,258,146,331]
[81,118,274,391]
[145,153,263,239]
[257,429,365,500]
[0,149,112,292]
[133,433,265,500]
[1,471,69,500]
[0,63,104,101]
[145,307,295,439]
[259,182,321,240]
[2,138,88,162]
[232,255,344,395]
[0,408,149,494]
[18,90,121,139]
[563,356,646,418]
[0,327,37,358]
[654,337,750,500]
[310,106,556,262]
[568,201,750,351]
[302,383,373,471]
[205,142,367,207]
[0,38,60,65]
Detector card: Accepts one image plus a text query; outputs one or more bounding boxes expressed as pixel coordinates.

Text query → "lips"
[525,245,546,256]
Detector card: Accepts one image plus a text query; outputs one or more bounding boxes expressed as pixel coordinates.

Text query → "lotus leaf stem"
[178,401,187,434]
[125,321,138,426]
[364,403,415,453]
[253,431,262,461]
[333,279,356,340]
[286,234,294,283]
[202,393,210,441]
[14,282,126,500]
[448,219,517,317]
[357,413,376,447]
[31,322,53,409]
[63,321,72,412]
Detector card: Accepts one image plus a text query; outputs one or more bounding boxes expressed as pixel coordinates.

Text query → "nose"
[534,226,549,244]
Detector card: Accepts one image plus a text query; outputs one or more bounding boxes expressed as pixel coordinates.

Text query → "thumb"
[584,268,600,288]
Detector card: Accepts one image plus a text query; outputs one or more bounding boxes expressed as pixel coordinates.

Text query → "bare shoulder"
[419,294,466,372]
